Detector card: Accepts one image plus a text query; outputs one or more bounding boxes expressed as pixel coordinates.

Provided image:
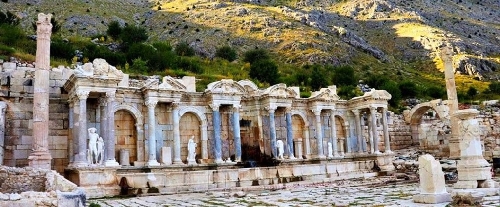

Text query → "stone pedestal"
[376,153,395,172]
[119,149,130,166]
[161,147,172,165]
[453,109,498,189]
[413,154,451,204]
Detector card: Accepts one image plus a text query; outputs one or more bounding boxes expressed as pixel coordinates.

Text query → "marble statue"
[97,136,104,164]
[327,142,333,158]
[88,128,102,165]
[187,136,197,165]
[277,140,284,159]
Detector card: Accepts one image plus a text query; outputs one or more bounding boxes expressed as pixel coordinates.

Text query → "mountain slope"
[2,0,500,82]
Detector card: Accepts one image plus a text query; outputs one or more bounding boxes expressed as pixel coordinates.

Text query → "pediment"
[262,83,297,98]
[310,86,340,101]
[206,79,246,94]
[74,58,124,78]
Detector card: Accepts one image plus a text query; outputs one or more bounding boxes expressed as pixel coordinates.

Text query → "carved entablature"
[261,83,297,99]
[74,58,124,79]
[309,86,340,102]
[237,79,260,96]
[158,76,187,91]
[348,89,391,109]
[206,79,246,95]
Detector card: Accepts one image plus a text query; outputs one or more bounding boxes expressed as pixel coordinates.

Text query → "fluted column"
[0,102,7,165]
[304,125,311,158]
[73,90,89,166]
[135,123,145,162]
[211,104,223,163]
[330,112,339,157]
[313,109,325,158]
[370,107,380,154]
[172,103,182,164]
[285,108,295,159]
[29,13,53,169]
[382,107,392,153]
[104,91,119,166]
[352,109,363,153]
[266,107,278,158]
[145,98,160,166]
[232,105,242,162]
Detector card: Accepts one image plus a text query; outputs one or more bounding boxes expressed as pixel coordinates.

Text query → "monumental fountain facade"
[0,55,399,197]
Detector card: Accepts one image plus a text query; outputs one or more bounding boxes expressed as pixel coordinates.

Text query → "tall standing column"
[267,107,278,159]
[72,90,89,167]
[285,108,295,159]
[211,104,223,163]
[145,98,160,166]
[441,44,460,158]
[99,97,107,163]
[0,102,7,165]
[329,112,339,157]
[304,125,311,158]
[29,13,53,169]
[313,109,325,158]
[370,107,380,154]
[232,105,242,162]
[172,103,182,164]
[382,107,392,153]
[352,109,363,153]
[104,91,119,166]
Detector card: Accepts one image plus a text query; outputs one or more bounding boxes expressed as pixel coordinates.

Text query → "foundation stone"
[413,154,451,204]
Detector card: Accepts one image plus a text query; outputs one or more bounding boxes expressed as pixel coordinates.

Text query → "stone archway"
[179,112,201,163]
[405,100,451,155]
[291,114,305,158]
[114,110,137,165]
[111,103,144,164]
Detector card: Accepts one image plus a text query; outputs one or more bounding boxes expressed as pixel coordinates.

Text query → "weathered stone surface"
[413,154,451,204]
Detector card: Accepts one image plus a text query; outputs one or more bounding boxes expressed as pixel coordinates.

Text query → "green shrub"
[332,65,357,87]
[120,25,148,49]
[106,21,122,41]
[380,81,401,107]
[243,48,269,64]
[176,57,202,73]
[487,81,500,94]
[398,80,418,98]
[130,58,149,74]
[249,59,279,85]
[51,38,75,61]
[425,85,446,99]
[175,42,195,56]
[310,65,328,90]
[215,45,237,62]
[0,24,24,47]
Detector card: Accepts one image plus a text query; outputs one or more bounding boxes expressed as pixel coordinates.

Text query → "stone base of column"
[214,158,224,164]
[172,159,183,165]
[384,150,393,154]
[28,151,52,169]
[187,159,197,165]
[413,193,451,204]
[448,140,460,159]
[146,159,160,166]
[68,161,89,168]
[104,159,120,167]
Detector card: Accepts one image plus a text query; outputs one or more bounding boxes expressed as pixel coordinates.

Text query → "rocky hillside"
[2,0,500,80]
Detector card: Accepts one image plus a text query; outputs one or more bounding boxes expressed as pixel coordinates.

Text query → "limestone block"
[120,149,130,166]
[118,74,129,87]
[161,147,172,165]
[2,62,16,71]
[49,69,63,80]
[413,193,452,204]
[418,154,448,194]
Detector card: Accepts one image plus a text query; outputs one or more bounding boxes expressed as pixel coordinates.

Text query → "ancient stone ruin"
[0,13,498,206]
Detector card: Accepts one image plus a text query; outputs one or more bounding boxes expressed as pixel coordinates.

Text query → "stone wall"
[1,62,72,173]
[0,166,85,207]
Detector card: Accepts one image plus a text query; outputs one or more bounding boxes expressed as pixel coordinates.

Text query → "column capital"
[284,107,292,113]
[145,99,158,109]
[265,106,277,114]
[351,109,360,115]
[171,102,180,109]
[76,90,90,100]
[98,97,107,106]
[106,91,116,102]
[312,109,322,116]
[369,106,377,112]
[232,104,241,112]
[209,103,220,111]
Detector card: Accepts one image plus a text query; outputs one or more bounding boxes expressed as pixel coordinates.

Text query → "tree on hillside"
[249,59,279,85]
[332,66,356,87]
[380,81,401,107]
[106,21,122,40]
[175,42,195,56]
[398,80,418,98]
[310,65,328,91]
[487,82,500,94]
[215,45,237,62]
[120,25,148,49]
[467,86,478,100]
[243,48,270,64]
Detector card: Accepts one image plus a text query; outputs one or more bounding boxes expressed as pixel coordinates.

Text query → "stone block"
[161,147,172,165]
[14,149,28,159]
[49,70,63,80]
[413,193,452,204]
[2,62,17,72]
